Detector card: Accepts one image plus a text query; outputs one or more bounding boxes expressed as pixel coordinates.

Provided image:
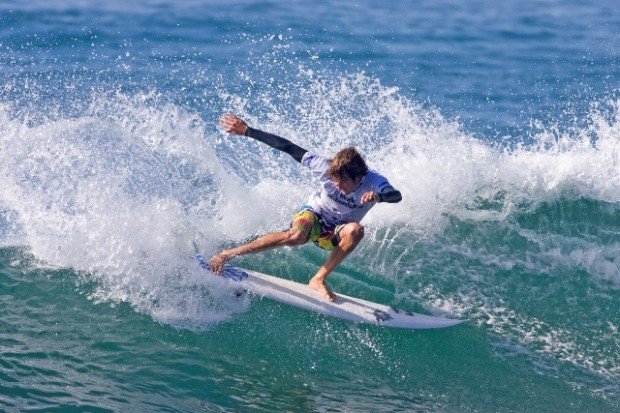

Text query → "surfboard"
[195,252,462,330]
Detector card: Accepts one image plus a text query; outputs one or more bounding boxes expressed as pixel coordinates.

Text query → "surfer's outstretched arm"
[220,114,307,162]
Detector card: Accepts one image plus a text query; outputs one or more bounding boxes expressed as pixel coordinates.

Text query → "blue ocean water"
[0,0,619,411]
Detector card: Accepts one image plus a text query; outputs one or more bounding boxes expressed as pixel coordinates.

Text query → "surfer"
[209,114,402,301]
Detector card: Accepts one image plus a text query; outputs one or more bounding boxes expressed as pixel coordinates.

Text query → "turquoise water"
[1,1,619,411]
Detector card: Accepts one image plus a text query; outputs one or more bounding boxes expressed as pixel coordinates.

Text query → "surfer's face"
[332,175,361,195]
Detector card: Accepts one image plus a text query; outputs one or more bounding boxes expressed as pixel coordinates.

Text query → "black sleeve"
[244,127,308,163]
[377,186,402,203]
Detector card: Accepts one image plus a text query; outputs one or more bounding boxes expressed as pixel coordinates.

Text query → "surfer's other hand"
[219,114,248,136]
[360,191,379,204]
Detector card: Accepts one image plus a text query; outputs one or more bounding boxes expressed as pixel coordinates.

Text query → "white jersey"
[301,152,392,227]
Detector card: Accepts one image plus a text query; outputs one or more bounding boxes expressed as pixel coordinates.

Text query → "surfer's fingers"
[219,114,235,130]
[208,257,223,275]
[219,114,247,135]
[360,191,377,204]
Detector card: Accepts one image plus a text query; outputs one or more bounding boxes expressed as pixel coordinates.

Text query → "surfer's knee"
[341,223,364,244]
[286,229,308,246]
[351,224,365,242]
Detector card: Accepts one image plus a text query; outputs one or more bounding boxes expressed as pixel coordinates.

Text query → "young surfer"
[209,114,402,301]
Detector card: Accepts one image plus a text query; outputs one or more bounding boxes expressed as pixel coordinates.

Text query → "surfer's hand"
[360,191,379,204]
[209,252,230,275]
[220,114,249,136]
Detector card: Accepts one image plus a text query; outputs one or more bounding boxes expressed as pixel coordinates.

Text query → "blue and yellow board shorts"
[290,208,345,251]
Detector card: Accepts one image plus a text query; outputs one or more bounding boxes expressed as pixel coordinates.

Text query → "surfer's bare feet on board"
[208,251,232,275]
[309,276,336,302]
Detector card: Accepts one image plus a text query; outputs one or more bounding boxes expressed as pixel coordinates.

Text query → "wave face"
[0,73,618,400]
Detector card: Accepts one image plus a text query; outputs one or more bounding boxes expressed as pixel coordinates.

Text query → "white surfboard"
[195,253,462,330]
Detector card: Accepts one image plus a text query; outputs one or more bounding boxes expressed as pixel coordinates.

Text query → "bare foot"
[309,276,336,302]
[208,251,232,275]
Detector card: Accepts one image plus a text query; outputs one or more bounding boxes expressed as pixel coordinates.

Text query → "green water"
[1,232,618,412]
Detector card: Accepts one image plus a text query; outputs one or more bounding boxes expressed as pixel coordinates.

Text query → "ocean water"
[0,0,619,411]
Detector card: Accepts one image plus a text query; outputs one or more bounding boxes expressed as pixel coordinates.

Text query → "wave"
[0,66,618,330]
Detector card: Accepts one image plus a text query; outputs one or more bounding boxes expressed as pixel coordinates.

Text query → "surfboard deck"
[195,253,463,330]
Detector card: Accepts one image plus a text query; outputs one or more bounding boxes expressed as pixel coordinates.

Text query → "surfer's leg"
[209,229,308,274]
[209,209,317,274]
[309,222,364,301]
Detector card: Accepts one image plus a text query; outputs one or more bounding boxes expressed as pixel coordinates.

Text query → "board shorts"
[290,207,346,251]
